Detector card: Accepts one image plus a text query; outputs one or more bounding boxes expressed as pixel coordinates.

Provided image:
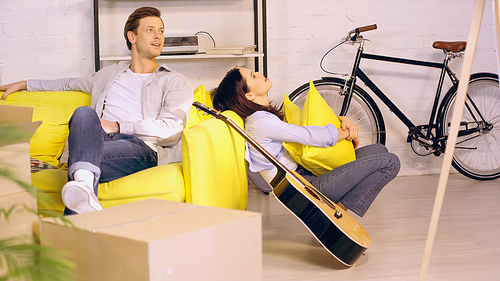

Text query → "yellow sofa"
[1,89,248,215]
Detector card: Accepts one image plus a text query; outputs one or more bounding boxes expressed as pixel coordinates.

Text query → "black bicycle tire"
[288,78,386,146]
[437,72,500,180]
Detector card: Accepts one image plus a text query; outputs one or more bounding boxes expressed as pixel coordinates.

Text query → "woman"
[212,68,400,217]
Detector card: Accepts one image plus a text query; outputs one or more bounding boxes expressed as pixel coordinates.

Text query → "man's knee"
[69,106,98,126]
[72,106,95,118]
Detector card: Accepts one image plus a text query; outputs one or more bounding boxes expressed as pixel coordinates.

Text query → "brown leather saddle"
[432,41,467,52]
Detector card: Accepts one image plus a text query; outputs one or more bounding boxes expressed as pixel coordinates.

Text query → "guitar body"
[272,172,371,266]
[192,102,371,266]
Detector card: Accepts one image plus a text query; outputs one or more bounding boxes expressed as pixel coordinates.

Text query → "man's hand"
[338,116,359,141]
[100,118,120,134]
[0,81,27,100]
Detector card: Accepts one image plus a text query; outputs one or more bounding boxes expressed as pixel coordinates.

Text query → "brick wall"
[1,0,497,176]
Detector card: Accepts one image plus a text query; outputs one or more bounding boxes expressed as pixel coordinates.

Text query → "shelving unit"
[92,0,267,76]
[100,52,264,62]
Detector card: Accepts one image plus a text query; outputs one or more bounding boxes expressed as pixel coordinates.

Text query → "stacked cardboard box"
[0,104,40,241]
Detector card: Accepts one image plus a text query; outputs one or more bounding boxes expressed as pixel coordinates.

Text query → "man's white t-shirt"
[101,68,150,122]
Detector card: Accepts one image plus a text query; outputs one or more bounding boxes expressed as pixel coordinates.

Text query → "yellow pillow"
[282,95,303,166]
[282,81,356,176]
[182,110,247,210]
[186,85,214,128]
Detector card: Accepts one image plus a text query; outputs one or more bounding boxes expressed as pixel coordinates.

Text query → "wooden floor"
[246,174,500,281]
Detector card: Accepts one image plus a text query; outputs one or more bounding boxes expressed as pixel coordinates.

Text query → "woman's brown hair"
[211,68,284,120]
[124,7,163,50]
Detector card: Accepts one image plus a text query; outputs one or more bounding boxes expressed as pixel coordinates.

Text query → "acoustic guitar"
[193,102,371,266]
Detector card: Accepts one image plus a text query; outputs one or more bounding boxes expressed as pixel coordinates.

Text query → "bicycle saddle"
[432,41,466,52]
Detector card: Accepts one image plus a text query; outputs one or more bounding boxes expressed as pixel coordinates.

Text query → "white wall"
[0,0,95,82]
[1,0,498,176]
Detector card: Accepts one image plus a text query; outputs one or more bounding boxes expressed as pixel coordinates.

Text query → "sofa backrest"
[2,87,212,167]
[181,110,248,210]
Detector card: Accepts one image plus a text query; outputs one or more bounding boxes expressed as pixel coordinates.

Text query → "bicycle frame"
[336,40,459,144]
[294,25,500,180]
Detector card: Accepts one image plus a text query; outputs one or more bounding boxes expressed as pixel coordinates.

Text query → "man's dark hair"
[124,7,163,50]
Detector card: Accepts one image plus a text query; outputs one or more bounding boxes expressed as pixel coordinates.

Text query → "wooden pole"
[418,0,486,280]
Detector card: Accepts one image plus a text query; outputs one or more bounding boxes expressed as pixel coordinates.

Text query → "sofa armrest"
[1,91,90,167]
[182,110,247,210]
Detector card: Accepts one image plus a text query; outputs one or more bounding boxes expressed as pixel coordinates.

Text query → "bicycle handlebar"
[320,24,377,75]
[348,24,377,40]
[357,24,377,33]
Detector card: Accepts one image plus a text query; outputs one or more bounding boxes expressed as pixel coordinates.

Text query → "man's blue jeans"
[64,107,157,215]
[299,144,400,217]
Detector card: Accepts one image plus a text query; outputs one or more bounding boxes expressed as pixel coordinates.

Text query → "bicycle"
[289,24,500,180]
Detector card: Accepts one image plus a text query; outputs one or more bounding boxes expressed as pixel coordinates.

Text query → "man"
[0,7,193,215]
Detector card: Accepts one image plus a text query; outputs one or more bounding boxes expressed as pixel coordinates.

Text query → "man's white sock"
[73,169,94,188]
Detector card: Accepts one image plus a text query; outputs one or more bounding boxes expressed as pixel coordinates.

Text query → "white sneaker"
[61,180,102,214]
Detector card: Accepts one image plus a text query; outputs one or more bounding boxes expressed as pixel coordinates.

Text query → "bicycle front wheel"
[288,78,386,147]
[438,73,500,180]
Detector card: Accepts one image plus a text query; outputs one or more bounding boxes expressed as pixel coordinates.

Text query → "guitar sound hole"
[304,185,337,211]
[304,185,320,200]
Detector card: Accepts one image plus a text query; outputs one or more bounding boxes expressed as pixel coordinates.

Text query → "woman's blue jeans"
[298,144,400,217]
[64,107,157,215]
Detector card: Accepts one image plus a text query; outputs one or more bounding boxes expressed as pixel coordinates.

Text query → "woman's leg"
[354,143,390,159]
[303,144,400,217]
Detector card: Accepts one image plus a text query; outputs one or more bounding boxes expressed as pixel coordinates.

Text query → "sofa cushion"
[33,162,185,215]
[182,110,247,210]
[282,81,356,176]
[32,169,69,216]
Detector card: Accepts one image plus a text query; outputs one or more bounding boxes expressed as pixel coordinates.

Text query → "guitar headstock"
[192,101,227,121]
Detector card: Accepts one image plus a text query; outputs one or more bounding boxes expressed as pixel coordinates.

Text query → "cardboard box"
[0,104,40,240]
[41,199,262,281]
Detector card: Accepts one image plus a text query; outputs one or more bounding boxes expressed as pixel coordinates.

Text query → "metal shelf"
[100,52,264,61]
[92,0,267,76]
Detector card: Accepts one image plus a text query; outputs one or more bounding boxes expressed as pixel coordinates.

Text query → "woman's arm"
[252,111,359,149]
[251,112,337,147]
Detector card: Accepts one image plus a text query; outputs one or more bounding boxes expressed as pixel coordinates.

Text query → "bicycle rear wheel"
[438,73,500,180]
[288,78,386,147]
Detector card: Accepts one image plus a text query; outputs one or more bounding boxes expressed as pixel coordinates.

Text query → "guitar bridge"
[334,210,343,219]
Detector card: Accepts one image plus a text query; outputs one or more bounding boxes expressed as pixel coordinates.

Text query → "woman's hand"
[0,81,27,100]
[352,135,360,150]
[338,116,358,141]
